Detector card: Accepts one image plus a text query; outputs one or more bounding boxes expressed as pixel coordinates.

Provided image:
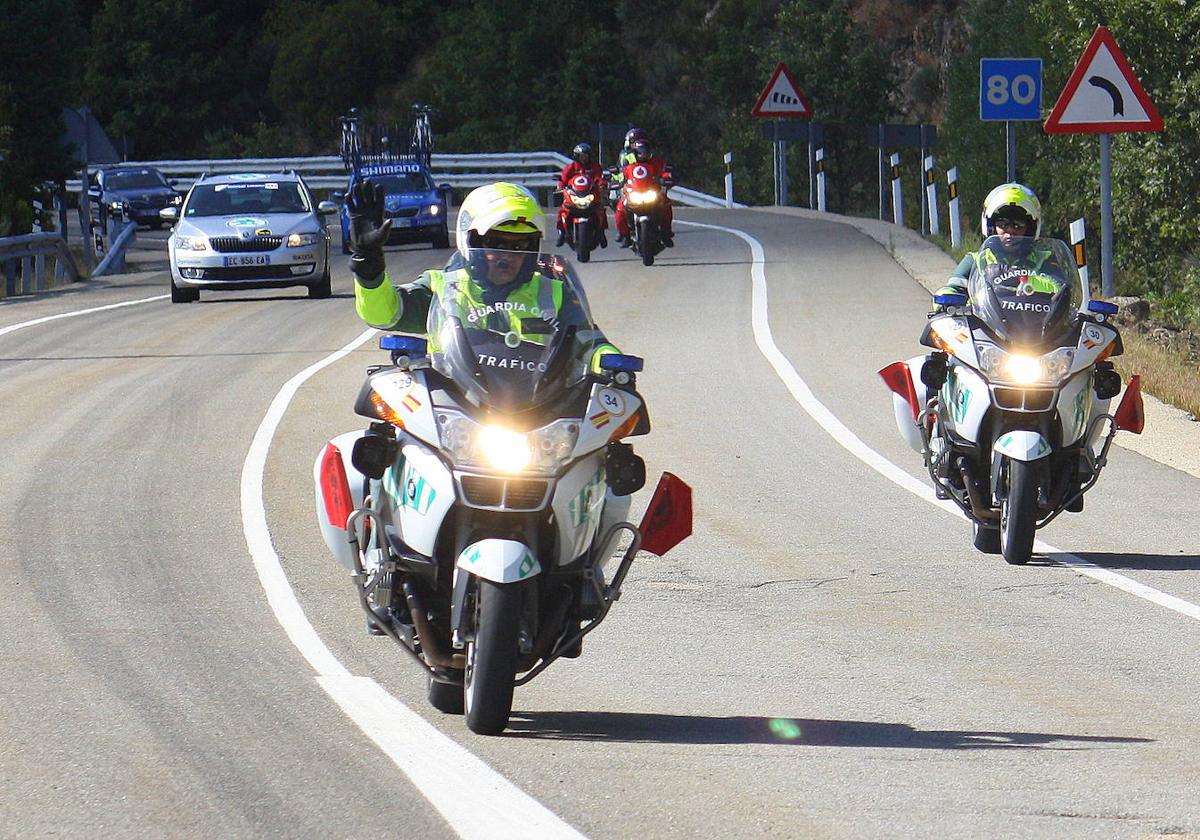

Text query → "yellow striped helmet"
[981,182,1041,238]
[455,182,545,260]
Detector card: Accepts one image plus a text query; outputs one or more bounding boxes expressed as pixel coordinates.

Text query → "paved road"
[2,211,1198,839]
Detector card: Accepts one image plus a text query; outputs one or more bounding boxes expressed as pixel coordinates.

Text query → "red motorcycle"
[559,173,607,262]
[615,164,673,267]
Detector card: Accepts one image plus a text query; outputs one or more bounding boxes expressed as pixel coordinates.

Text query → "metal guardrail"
[64,152,741,208]
[0,233,81,298]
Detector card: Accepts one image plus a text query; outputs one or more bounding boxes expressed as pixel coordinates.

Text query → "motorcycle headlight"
[108,200,126,211]
[1005,354,1042,385]
[174,235,208,251]
[1040,347,1076,384]
[572,193,595,208]
[977,345,1075,385]
[437,412,579,475]
[629,190,659,205]
[287,232,322,247]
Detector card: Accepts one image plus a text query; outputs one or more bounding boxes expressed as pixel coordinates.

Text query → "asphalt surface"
[2,213,1198,839]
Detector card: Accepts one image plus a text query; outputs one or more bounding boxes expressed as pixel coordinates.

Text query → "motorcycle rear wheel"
[1000,459,1037,565]
[464,579,525,735]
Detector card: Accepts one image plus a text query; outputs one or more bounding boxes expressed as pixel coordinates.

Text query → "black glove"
[347,181,392,287]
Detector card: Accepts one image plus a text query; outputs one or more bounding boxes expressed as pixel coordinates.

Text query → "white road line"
[240,328,587,840]
[681,219,1200,624]
[0,295,169,339]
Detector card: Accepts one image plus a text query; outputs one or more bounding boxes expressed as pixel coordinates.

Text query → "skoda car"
[162,172,337,303]
[92,167,182,228]
[335,161,450,253]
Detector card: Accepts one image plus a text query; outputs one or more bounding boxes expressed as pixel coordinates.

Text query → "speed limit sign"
[980,58,1043,121]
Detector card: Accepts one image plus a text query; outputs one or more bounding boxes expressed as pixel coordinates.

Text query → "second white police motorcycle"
[881,235,1144,565]
[314,255,691,734]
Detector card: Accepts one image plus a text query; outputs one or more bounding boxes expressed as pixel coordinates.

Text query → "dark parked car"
[90,167,183,229]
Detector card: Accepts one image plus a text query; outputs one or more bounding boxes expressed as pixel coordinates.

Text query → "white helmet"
[454,182,545,261]
[980,182,1041,238]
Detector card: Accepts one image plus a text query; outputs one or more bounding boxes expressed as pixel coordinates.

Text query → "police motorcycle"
[879,235,1145,566]
[558,173,605,263]
[609,164,673,267]
[314,254,692,734]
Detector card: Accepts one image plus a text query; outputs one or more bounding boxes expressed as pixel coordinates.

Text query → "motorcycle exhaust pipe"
[958,459,1000,522]
[403,579,465,670]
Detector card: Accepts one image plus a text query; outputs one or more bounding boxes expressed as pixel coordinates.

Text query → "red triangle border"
[1044,26,1163,134]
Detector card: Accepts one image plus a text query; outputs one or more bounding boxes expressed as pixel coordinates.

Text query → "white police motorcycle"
[314,254,691,733]
[881,236,1144,565]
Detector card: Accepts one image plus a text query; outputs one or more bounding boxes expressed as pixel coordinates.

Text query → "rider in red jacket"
[614,140,673,247]
[556,142,607,247]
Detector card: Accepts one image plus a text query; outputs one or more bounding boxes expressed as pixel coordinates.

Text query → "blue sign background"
[980,58,1043,121]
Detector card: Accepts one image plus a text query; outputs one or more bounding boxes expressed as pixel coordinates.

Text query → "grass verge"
[1113,330,1200,420]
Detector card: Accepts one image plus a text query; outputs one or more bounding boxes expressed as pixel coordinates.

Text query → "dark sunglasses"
[479,233,539,252]
[993,218,1028,231]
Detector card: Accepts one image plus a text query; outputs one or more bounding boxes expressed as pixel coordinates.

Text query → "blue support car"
[335,161,451,253]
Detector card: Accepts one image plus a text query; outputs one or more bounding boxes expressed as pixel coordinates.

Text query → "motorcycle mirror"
[637,472,692,557]
[1113,374,1145,434]
[878,361,921,423]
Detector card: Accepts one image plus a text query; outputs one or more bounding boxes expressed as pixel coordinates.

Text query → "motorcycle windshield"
[427,252,599,412]
[967,236,1083,345]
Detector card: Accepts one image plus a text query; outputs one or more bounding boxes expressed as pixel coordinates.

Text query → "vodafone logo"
[572,175,590,190]
[632,164,649,180]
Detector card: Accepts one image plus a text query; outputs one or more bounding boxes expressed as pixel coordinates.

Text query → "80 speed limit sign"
[980,58,1043,121]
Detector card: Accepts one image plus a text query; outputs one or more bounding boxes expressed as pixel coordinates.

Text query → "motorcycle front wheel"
[638,218,656,266]
[464,579,525,734]
[1000,459,1037,565]
[575,219,592,262]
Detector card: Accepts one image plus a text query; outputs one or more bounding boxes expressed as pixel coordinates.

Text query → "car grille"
[459,475,550,510]
[992,386,1056,412]
[209,236,284,253]
[385,207,420,218]
[194,265,310,281]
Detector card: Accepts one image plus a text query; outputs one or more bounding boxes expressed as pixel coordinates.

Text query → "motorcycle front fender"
[455,538,542,584]
[992,429,1052,462]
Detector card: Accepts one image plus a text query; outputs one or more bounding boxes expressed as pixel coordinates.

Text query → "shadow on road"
[505,712,1152,750]
[1048,552,1200,572]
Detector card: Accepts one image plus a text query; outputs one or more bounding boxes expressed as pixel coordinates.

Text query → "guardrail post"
[816,148,827,212]
[723,152,733,208]
[947,167,961,249]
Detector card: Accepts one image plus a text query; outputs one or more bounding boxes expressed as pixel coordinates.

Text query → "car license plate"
[223,255,269,267]
[393,218,414,228]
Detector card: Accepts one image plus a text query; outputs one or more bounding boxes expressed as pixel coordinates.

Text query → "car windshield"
[967,235,1083,345]
[106,171,168,190]
[426,254,600,413]
[368,173,434,193]
[184,182,310,217]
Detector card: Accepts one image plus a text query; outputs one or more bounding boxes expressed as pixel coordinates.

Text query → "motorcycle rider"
[614,139,674,247]
[934,183,1063,305]
[350,179,621,369]
[555,142,608,248]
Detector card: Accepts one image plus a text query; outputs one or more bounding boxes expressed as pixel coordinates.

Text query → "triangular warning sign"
[752,63,812,118]
[1045,26,1163,134]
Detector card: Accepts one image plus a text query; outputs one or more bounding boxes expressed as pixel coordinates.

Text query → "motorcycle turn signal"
[920,352,949,389]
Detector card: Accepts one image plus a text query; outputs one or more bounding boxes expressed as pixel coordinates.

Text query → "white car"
[161,172,338,303]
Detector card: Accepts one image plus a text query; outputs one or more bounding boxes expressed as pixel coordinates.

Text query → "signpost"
[867,124,936,226]
[751,63,812,206]
[1044,26,1163,297]
[980,58,1043,181]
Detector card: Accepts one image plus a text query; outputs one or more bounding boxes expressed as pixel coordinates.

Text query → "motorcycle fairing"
[940,364,991,445]
[572,383,645,458]
[1069,321,1119,374]
[455,538,542,583]
[992,430,1052,462]
[387,442,456,556]
[371,368,439,446]
[926,314,979,368]
[1057,369,1096,447]
[552,455,609,564]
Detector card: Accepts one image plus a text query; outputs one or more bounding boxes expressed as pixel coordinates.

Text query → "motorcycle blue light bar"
[599,353,644,372]
[1087,300,1119,316]
[934,293,968,307]
[380,335,428,354]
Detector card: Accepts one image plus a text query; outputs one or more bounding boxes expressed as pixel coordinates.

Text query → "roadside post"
[1071,218,1091,304]
[924,155,940,236]
[889,153,904,226]
[593,122,628,168]
[815,148,827,212]
[868,124,935,228]
[980,58,1043,181]
[751,63,812,207]
[1044,26,1163,298]
[723,152,733,208]
[947,167,962,249]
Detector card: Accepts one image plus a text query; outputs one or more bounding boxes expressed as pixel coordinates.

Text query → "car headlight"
[437,411,579,475]
[572,193,595,208]
[428,204,441,216]
[287,232,322,247]
[108,200,126,211]
[170,194,183,205]
[174,235,208,251]
[978,345,1075,385]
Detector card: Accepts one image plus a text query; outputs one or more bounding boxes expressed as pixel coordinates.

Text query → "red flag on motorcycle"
[1114,375,1145,434]
[638,472,692,556]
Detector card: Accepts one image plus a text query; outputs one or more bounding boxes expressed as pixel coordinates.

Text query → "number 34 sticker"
[597,388,626,417]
